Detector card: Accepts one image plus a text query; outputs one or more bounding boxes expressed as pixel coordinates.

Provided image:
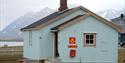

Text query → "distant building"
[112,14,125,42]
[21,0,122,63]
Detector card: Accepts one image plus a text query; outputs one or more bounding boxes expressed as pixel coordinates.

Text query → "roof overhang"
[51,12,123,32]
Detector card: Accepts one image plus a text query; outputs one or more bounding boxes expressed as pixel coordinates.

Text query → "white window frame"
[84,33,96,47]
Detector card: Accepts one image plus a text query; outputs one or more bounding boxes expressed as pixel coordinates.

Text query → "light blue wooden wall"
[58,16,118,63]
[23,30,40,60]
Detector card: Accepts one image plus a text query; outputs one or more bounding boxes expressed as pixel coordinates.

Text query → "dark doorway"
[54,32,59,57]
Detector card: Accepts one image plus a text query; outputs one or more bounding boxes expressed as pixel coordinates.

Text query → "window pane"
[86,35,89,39]
[90,35,93,39]
[86,40,89,44]
[84,33,96,47]
[90,40,93,44]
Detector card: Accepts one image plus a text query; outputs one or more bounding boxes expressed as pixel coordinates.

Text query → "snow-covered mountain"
[0,7,124,42]
[97,9,125,20]
[0,7,55,41]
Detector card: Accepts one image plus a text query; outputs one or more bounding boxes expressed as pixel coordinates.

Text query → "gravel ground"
[118,47,125,63]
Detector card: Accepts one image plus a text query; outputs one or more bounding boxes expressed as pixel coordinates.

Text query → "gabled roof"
[21,6,91,31]
[21,6,122,32]
[21,10,70,31]
[51,12,122,32]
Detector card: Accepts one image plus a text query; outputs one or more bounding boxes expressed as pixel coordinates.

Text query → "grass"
[0,46,23,63]
[0,46,125,63]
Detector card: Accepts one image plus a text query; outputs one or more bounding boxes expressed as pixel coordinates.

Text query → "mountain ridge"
[0,7,55,41]
[0,7,124,42]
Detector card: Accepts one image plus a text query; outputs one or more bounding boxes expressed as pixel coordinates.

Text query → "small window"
[29,31,32,46]
[84,33,96,47]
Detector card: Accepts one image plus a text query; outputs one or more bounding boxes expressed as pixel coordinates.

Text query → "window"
[84,33,96,47]
[29,31,32,46]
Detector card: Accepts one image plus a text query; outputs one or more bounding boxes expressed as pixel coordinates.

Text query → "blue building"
[112,14,125,43]
[21,0,122,63]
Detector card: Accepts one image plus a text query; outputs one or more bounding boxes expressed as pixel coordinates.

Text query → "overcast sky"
[0,0,124,30]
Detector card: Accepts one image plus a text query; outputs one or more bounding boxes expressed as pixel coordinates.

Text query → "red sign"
[68,45,77,48]
[69,37,76,44]
[68,37,77,58]
[70,49,76,57]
